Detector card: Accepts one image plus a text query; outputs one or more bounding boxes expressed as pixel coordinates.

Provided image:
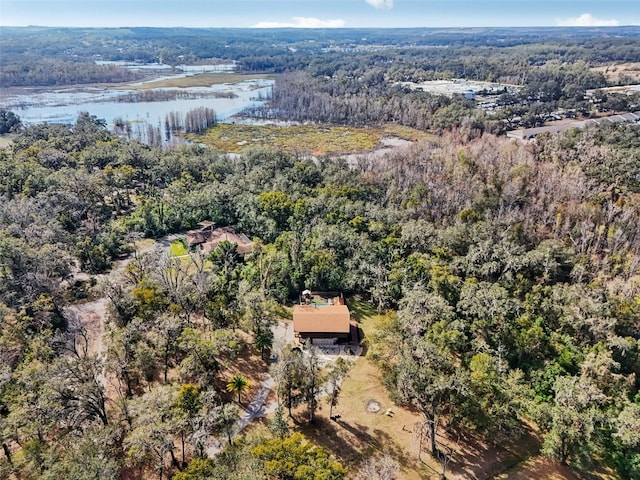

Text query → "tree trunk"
[329,383,337,419]
[181,432,186,468]
[123,369,133,397]
[423,405,438,456]
[2,443,12,465]
[429,419,437,456]
[169,448,179,468]
[560,436,568,465]
[99,407,109,426]
[164,347,169,384]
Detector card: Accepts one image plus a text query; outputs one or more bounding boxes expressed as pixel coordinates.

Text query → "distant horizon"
[4,25,640,30]
[2,1,639,30]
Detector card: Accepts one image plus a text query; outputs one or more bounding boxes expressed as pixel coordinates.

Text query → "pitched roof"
[200,228,253,255]
[185,232,207,246]
[293,304,351,334]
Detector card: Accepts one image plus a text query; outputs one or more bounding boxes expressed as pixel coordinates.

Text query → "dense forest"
[0,109,639,478]
[1,24,640,480]
[2,27,639,136]
[2,26,640,87]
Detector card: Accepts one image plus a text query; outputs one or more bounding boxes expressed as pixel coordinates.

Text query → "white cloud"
[556,13,620,27]
[252,17,345,28]
[366,0,394,9]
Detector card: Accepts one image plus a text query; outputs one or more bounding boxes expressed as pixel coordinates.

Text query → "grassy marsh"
[192,123,383,155]
[125,72,275,89]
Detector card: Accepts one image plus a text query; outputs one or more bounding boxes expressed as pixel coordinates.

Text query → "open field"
[297,345,538,479]
[0,135,15,149]
[592,63,640,83]
[397,79,521,97]
[297,359,430,480]
[124,72,276,89]
[381,124,434,142]
[193,123,383,155]
[192,123,426,155]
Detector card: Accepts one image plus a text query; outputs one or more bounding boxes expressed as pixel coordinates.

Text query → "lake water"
[1,79,273,128]
[95,61,237,74]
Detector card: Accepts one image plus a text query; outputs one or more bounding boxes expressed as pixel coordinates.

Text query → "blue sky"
[2,0,639,28]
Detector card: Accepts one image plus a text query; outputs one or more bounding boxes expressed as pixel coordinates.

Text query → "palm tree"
[227,374,251,404]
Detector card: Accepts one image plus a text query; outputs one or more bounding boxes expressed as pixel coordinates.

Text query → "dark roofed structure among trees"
[185,222,253,255]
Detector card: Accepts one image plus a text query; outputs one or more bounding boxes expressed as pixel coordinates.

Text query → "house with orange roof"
[292,293,353,345]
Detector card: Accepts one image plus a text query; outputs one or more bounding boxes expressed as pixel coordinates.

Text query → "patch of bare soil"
[447,423,540,480]
[494,454,619,480]
[63,298,108,356]
[0,135,16,149]
[494,456,580,480]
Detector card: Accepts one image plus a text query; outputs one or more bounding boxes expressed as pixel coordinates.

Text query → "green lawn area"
[170,239,189,257]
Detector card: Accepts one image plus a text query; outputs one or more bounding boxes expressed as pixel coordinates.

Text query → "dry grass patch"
[382,124,432,142]
[592,63,640,83]
[496,455,619,480]
[495,456,581,480]
[0,135,15,149]
[124,72,275,89]
[192,123,382,155]
[292,358,431,480]
[129,238,156,252]
[314,358,549,480]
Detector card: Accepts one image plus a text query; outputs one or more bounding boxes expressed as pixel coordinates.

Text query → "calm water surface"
[0,66,272,133]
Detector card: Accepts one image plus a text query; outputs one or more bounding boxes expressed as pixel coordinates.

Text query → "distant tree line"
[2,27,640,87]
[0,58,142,87]
[247,58,614,133]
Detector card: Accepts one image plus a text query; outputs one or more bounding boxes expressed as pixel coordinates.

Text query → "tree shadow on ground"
[215,343,269,405]
[346,295,377,356]
[297,415,413,469]
[346,295,377,323]
[444,421,541,480]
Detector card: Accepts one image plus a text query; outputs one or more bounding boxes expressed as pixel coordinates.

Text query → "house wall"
[296,332,350,343]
